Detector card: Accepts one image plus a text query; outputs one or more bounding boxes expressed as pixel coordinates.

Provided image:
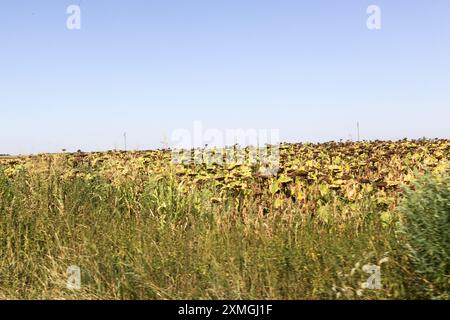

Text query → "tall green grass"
[0,163,447,299]
[397,169,450,299]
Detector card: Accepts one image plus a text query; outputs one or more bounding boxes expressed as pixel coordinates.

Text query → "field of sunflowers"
[0,139,449,299]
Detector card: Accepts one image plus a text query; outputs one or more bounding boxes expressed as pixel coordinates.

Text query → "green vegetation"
[398,170,450,299]
[0,139,448,299]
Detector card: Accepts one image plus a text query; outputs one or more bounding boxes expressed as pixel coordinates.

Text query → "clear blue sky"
[1,0,449,154]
